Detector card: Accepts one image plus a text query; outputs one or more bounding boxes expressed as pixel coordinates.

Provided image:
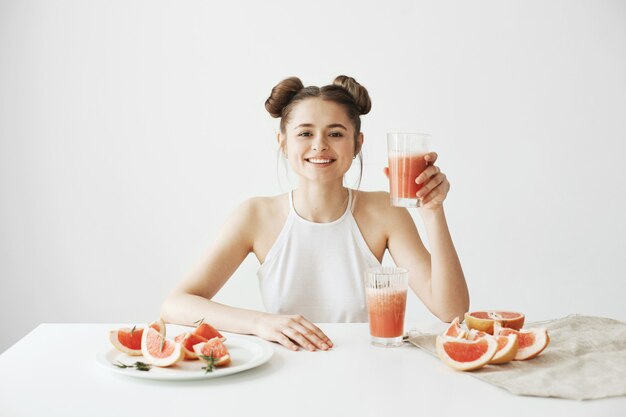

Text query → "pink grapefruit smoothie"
[388,153,428,199]
[366,288,407,338]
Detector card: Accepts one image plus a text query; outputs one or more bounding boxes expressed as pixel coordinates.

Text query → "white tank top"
[257,189,381,323]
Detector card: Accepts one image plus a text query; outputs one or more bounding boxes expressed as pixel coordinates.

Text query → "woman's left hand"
[415,152,450,210]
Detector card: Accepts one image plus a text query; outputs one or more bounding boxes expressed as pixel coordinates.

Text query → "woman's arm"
[385,153,469,322]
[160,198,332,351]
[160,198,262,332]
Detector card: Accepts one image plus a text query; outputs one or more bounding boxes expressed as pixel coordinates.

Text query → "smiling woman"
[160,75,468,352]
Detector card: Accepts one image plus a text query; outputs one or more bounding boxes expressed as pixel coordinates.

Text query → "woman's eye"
[329,132,343,137]
[298,132,312,137]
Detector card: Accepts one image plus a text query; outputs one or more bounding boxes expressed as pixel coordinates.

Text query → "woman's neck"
[292,181,349,223]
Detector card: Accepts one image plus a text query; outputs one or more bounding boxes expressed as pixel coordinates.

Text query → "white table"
[0,323,623,417]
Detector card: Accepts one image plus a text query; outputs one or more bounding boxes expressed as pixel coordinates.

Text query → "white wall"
[1,0,625,353]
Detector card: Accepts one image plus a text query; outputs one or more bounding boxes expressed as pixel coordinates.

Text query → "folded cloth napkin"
[407,314,626,400]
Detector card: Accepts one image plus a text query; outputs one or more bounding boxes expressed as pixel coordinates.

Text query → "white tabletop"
[0,323,623,417]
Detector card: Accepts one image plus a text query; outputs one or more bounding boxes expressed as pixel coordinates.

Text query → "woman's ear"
[355,132,364,156]
[277,132,287,157]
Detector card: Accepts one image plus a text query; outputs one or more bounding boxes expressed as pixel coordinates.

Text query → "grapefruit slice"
[174,332,209,360]
[465,329,519,364]
[194,322,225,342]
[193,337,231,367]
[109,318,166,355]
[464,311,525,334]
[444,317,466,338]
[435,335,498,371]
[489,333,519,364]
[494,323,550,360]
[141,326,183,367]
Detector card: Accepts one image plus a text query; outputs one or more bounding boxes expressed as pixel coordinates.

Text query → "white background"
[1,0,625,353]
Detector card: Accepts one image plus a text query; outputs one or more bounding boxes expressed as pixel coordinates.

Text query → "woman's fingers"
[383,167,390,179]
[294,315,333,347]
[421,187,442,206]
[421,178,451,207]
[416,172,446,199]
[415,165,440,185]
[425,152,438,164]
[282,327,319,351]
[263,314,333,352]
[292,319,332,350]
[275,332,300,351]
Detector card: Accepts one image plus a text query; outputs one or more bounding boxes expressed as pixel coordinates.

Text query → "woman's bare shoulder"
[353,189,413,228]
[353,190,393,214]
[244,193,288,213]
[235,193,290,228]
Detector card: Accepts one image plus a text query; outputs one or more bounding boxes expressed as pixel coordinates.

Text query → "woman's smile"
[305,156,336,166]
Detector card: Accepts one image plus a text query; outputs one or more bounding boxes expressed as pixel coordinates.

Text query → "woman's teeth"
[307,158,333,164]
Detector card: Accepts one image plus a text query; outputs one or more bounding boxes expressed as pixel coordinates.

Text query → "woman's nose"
[312,136,329,151]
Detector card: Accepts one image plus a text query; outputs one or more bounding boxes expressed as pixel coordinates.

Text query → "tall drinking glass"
[387,133,431,207]
[365,266,408,347]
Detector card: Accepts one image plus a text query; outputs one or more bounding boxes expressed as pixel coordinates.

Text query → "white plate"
[96,334,273,381]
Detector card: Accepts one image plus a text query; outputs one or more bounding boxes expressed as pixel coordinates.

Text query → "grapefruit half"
[464,311,525,334]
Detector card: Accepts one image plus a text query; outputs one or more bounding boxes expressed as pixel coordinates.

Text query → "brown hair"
[265,75,371,140]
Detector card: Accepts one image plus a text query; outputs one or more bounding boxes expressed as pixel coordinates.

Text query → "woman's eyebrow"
[293,123,347,130]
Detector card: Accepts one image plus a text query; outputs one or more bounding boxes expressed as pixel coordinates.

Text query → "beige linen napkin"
[407,314,626,400]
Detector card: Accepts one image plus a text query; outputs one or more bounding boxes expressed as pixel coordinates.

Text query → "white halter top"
[257,189,381,323]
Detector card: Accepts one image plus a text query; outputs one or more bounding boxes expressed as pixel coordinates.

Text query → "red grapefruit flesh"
[141,326,183,367]
[193,337,231,367]
[435,335,498,371]
[464,311,525,335]
[174,332,209,360]
[444,317,466,338]
[494,323,550,360]
[194,322,225,342]
[109,318,166,355]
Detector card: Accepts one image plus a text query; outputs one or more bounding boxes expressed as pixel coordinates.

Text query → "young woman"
[161,75,468,351]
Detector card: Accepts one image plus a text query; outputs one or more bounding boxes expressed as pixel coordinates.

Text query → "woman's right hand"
[254,313,333,351]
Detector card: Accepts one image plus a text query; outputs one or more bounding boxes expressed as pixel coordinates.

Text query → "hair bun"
[265,77,304,118]
[332,75,372,115]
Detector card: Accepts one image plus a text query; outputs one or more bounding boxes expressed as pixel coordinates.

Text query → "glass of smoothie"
[387,133,431,207]
[364,266,409,347]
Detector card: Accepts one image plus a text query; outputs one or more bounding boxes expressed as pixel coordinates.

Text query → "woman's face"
[279,98,363,186]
